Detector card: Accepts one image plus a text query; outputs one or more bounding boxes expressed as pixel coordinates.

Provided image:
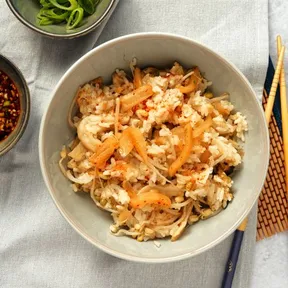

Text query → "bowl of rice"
[39,33,269,263]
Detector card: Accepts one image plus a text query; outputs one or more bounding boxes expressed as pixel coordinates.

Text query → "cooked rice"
[60,62,248,242]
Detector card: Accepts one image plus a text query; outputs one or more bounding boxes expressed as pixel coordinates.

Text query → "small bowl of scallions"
[6,0,116,38]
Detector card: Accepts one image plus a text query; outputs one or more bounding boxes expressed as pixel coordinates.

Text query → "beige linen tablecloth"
[0,1,268,287]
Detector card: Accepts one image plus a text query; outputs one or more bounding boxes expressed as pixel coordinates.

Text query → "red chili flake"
[0,70,21,141]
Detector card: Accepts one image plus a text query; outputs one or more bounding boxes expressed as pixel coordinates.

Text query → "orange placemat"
[257,90,288,241]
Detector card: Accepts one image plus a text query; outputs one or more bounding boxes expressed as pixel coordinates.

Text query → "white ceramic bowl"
[39,33,269,263]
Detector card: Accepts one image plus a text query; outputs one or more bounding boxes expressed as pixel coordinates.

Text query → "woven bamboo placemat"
[257,90,288,241]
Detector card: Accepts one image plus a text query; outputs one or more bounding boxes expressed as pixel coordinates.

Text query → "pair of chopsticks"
[221,36,288,288]
[278,37,288,194]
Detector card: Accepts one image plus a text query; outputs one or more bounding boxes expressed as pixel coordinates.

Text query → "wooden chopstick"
[277,35,288,193]
[265,45,285,123]
[221,41,286,288]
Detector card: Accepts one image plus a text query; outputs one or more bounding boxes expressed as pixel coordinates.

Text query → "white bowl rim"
[39,32,270,263]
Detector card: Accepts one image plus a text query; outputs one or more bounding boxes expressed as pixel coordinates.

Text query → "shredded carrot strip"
[89,136,119,168]
[121,85,153,112]
[127,127,148,164]
[178,67,201,94]
[119,129,134,157]
[130,190,171,209]
[133,67,142,89]
[168,123,193,177]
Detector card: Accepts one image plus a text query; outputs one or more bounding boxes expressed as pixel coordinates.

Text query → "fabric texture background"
[0,1,268,287]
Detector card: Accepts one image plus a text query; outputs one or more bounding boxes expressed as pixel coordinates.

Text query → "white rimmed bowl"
[39,33,269,263]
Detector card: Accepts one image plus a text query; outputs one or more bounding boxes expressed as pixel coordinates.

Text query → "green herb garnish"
[67,7,84,30]
[36,0,101,30]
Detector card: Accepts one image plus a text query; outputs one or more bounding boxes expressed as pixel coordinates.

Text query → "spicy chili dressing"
[0,70,21,141]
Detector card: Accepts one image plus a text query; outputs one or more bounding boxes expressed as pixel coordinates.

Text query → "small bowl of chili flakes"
[0,54,30,156]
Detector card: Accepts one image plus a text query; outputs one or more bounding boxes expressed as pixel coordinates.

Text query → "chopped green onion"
[40,0,53,8]
[78,0,99,15]
[66,7,84,30]
[48,0,78,11]
[39,7,69,21]
[37,0,101,30]
[37,15,55,25]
